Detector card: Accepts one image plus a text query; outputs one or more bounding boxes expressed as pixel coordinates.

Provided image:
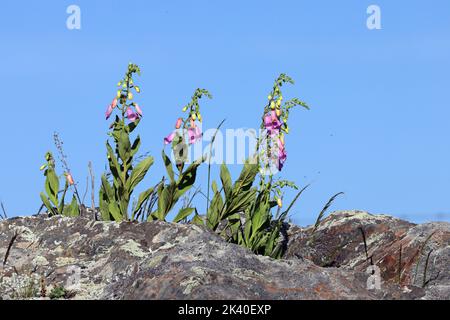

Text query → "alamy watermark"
[367,5,382,30]
[167,125,285,176]
[66,5,81,30]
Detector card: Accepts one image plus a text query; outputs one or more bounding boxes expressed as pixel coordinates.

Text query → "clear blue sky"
[1,0,449,225]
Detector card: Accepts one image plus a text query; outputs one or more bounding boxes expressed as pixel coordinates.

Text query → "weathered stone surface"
[284,210,449,300]
[0,211,447,300]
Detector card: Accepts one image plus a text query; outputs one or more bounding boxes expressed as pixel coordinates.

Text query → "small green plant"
[39,152,79,217]
[149,89,212,222]
[99,63,154,221]
[49,285,67,299]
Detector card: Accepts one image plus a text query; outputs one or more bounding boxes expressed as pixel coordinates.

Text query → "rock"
[0,212,447,300]
[284,210,450,300]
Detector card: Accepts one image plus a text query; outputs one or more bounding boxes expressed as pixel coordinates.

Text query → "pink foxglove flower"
[276,138,287,171]
[188,126,202,144]
[126,107,139,122]
[135,104,143,116]
[105,104,113,120]
[111,97,118,109]
[175,118,183,129]
[264,112,282,136]
[164,131,176,145]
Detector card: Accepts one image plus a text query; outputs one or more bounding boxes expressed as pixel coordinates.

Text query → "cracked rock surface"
[0,211,448,299]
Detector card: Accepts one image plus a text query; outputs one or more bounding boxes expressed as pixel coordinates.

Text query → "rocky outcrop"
[284,210,449,300]
[0,211,448,300]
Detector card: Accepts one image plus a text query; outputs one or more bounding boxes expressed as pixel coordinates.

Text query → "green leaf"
[206,190,223,230]
[233,161,258,193]
[130,135,141,158]
[64,195,79,217]
[108,202,123,221]
[58,181,69,215]
[127,156,154,193]
[45,169,59,206]
[99,186,111,221]
[40,192,57,216]
[127,118,141,133]
[162,150,175,183]
[156,184,176,220]
[220,164,232,200]
[106,142,123,183]
[132,187,154,218]
[227,188,257,215]
[101,174,114,201]
[173,207,194,223]
[191,211,204,226]
[176,157,203,197]
[118,131,131,162]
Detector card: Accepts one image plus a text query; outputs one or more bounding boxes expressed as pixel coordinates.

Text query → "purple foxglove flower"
[105,104,113,120]
[135,104,143,116]
[277,144,287,171]
[111,98,118,109]
[264,112,281,136]
[126,107,139,122]
[188,126,202,144]
[164,131,176,145]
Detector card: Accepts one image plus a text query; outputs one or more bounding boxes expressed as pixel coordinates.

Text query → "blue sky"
[0,0,449,225]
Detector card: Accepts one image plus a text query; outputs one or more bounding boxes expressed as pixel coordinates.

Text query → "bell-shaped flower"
[264,111,282,136]
[188,126,202,144]
[126,107,139,122]
[135,104,143,116]
[164,131,176,145]
[105,104,113,120]
[276,139,287,171]
[111,97,118,109]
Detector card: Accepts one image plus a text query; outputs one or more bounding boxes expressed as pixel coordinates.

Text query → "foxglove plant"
[39,152,79,217]
[99,63,154,221]
[149,89,212,222]
[204,74,309,258]
[240,73,309,256]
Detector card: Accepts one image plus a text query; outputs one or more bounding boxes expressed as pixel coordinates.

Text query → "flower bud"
[191,113,197,120]
[198,114,202,122]
[39,164,47,171]
[66,173,74,185]
[276,109,282,117]
[268,95,272,101]
[134,86,140,93]
[277,198,283,208]
[127,92,133,100]
[175,118,183,129]
[270,101,275,110]
[111,97,118,109]
[116,90,121,98]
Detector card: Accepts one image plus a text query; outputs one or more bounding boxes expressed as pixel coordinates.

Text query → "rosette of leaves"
[99,63,154,221]
[204,161,307,258]
[203,161,259,232]
[237,179,308,258]
[39,152,79,217]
